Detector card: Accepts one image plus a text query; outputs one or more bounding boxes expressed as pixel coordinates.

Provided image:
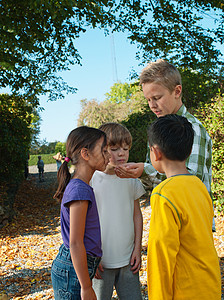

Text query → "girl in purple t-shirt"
[51,126,109,300]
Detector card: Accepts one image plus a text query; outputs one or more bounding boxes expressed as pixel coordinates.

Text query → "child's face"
[108,143,129,166]
[89,137,110,172]
[142,82,182,117]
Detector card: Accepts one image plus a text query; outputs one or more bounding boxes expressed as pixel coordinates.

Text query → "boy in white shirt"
[92,122,145,300]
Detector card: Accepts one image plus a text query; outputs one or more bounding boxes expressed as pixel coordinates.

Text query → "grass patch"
[29,154,56,166]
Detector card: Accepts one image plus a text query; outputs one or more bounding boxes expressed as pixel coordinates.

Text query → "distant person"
[115,59,215,231]
[53,152,63,170]
[91,123,145,300]
[146,115,221,300]
[37,156,44,182]
[51,126,110,300]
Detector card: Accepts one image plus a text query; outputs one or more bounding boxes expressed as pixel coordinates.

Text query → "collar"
[176,104,187,116]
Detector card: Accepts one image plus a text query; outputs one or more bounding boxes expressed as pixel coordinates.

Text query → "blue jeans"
[51,244,101,300]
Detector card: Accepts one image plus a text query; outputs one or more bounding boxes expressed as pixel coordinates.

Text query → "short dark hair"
[147,114,194,161]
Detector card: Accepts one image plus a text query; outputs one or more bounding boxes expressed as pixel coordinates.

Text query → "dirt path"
[28,164,58,189]
[0,166,223,299]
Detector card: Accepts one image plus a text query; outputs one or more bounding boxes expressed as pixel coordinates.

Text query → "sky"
[39,29,143,143]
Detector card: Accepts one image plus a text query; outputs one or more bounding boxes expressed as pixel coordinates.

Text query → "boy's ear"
[80,148,89,161]
[175,85,182,98]
[152,146,162,161]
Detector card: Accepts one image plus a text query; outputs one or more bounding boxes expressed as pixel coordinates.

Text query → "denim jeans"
[51,244,101,300]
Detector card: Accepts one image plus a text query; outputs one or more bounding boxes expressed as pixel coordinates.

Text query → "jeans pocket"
[51,261,69,291]
[58,289,73,300]
[52,259,81,299]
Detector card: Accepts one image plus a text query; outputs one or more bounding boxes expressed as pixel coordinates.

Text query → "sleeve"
[147,193,181,300]
[63,184,93,207]
[133,178,146,200]
[185,123,212,194]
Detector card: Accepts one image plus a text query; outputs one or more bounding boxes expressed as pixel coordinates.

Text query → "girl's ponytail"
[54,159,71,202]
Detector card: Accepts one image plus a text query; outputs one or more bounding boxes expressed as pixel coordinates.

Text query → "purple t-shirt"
[60,179,102,257]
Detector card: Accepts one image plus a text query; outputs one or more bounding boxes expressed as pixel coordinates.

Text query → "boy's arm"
[147,195,181,300]
[130,199,143,274]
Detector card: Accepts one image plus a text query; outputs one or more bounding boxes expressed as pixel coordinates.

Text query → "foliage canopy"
[0,0,115,105]
[0,0,223,106]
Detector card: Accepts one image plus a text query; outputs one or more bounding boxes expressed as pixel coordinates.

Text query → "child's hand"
[81,286,97,300]
[115,163,144,178]
[94,263,104,279]
[130,249,141,274]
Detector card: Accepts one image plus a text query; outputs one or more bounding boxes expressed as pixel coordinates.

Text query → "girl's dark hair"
[54,126,107,202]
[147,114,194,161]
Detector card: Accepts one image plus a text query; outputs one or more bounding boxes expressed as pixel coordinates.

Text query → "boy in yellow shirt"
[147,114,221,299]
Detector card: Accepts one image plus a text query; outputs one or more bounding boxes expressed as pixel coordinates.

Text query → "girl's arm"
[130,199,143,274]
[69,200,97,300]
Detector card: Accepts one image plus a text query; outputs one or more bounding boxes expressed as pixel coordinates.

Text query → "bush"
[0,94,33,222]
[0,94,32,183]
[194,94,224,214]
[122,107,156,162]
[55,142,66,156]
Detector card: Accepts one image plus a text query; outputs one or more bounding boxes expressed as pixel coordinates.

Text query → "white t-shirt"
[91,171,146,268]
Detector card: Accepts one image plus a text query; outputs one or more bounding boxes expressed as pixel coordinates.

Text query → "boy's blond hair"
[140,59,182,93]
[99,122,132,149]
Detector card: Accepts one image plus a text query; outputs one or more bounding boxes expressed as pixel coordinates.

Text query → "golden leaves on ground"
[0,176,61,299]
[0,174,224,299]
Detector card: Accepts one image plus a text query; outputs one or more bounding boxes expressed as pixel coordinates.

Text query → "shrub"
[0,94,32,183]
[55,142,66,156]
[122,108,156,163]
[0,94,32,221]
[194,94,224,214]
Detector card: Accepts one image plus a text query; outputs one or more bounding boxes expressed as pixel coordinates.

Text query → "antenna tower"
[110,34,118,82]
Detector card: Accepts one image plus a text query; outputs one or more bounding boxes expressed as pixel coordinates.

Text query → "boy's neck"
[162,160,190,178]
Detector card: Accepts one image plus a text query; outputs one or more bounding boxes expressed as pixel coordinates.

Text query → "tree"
[0,94,32,182]
[0,0,116,105]
[29,107,41,150]
[120,1,223,69]
[78,82,156,163]
[77,82,147,127]
[120,0,224,105]
[0,1,223,106]
[0,94,33,221]
[180,68,223,108]
[55,142,66,156]
[104,82,139,104]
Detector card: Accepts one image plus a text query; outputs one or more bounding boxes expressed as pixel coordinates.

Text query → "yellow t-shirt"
[147,175,221,300]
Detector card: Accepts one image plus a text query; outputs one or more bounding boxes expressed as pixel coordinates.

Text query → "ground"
[0,164,223,299]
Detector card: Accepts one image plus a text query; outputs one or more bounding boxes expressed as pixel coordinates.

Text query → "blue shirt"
[60,179,102,257]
